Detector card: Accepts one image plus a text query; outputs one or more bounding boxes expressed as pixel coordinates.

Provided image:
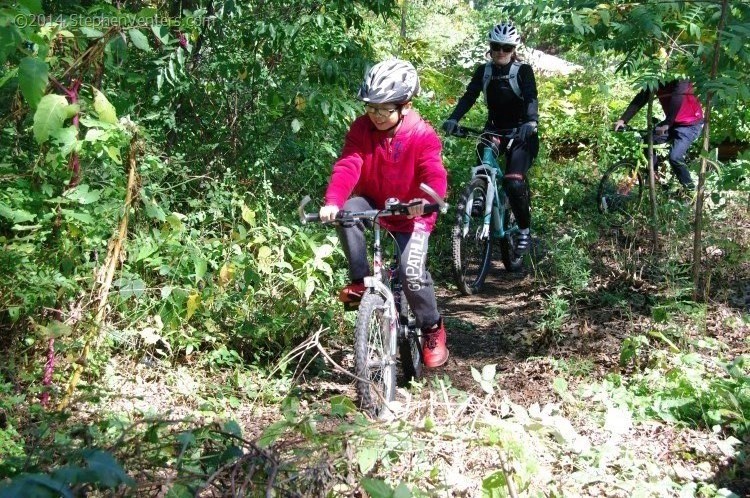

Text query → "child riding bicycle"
[318,58,449,368]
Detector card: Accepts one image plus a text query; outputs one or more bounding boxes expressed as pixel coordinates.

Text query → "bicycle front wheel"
[354,292,397,418]
[398,291,423,385]
[597,161,644,225]
[452,177,492,295]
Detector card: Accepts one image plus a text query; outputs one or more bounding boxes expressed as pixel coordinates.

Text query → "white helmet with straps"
[488,22,521,46]
[357,58,420,104]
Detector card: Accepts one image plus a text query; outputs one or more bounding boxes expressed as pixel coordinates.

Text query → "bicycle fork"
[364,226,399,365]
[463,166,502,240]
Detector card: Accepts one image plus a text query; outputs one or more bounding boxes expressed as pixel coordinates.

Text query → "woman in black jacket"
[443,21,539,256]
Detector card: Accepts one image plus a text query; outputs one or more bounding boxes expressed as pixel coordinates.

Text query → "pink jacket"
[324,110,447,233]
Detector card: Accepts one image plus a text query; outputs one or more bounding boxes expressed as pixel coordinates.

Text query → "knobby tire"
[452,177,492,295]
[353,292,396,418]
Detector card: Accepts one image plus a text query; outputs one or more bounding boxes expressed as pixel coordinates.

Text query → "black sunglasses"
[490,43,515,53]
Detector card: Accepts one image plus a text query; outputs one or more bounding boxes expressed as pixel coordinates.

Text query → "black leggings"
[476,134,538,229]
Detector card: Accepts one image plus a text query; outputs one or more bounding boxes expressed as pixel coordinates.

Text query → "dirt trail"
[430,257,627,406]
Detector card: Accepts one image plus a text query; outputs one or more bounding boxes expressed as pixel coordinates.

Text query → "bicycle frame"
[460,139,517,241]
[364,222,399,365]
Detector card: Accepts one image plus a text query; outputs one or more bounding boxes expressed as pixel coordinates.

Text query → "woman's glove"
[441,119,459,135]
[518,121,537,141]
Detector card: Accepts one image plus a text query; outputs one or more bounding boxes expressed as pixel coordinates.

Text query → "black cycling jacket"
[448,60,539,130]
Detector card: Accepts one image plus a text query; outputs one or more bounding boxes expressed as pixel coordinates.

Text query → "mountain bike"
[298,184,448,418]
[449,126,524,296]
[597,127,698,226]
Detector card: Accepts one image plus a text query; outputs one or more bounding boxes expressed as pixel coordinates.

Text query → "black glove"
[442,119,459,135]
[518,121,537,142]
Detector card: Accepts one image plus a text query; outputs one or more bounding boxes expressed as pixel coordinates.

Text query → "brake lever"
[419,183,448,214]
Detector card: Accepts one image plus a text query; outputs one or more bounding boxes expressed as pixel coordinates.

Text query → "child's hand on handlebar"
[613,119,626,132]
[406,198,428,218]
[319,204,339,222]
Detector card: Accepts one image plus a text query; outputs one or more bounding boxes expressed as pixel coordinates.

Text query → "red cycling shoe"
[422,318,449,368]
[338,281,366,304]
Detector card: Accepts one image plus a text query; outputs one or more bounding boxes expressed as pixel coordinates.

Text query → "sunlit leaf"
[128,29,151,51]
[93,88,118,124]
[33,95,78,144]
[186,292,200,319]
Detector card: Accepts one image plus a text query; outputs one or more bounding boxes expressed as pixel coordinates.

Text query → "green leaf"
[0,202,35,223]
[291,118,302,133]
[392,483,412,498]
[194,258,207,282]
[357,446,379,473]
[51,126,78,156]
[186,292,200,318]
[0,67,18,88]
[151,25,170,45]
[64,184,101,205]
[83,450,135,488]
[128,29,151,52]
[142,192,166,221]
[0,474,74,498]
[61,209,94,224]
[33,95,78,144]
[481,363,496,381]
[330,395,356,416]
[164,484,193,498]
[361,478,393,498]
[115,277,147,299]
[105,146,122,164]
[19,0,43,14]
[257,420,289,448]
[471,366,482,384]
[482,470,507,493]
[79,27,104,38]
[18,57,48,109]
[223,420,242,437]
[241,204,256,226]
[92,88,117,124]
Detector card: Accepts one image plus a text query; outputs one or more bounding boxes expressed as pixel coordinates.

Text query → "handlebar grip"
[305,213,320,223]
[423,204,440,215]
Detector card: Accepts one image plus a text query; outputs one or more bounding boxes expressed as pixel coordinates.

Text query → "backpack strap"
[482,61,523,105]
[507,61,522,99]
[482,62,492,105]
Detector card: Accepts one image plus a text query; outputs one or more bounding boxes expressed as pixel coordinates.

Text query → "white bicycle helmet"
[488,22,521,46]
[356,58,420,104]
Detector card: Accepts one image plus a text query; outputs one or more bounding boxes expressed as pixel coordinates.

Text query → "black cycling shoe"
[515,232,531,257]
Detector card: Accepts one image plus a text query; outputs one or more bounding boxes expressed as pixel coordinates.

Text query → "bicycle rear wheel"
[354,292,396,417]
[452,177,492,295]
[499,197,523,271]
[597,161,644,225]
[397,292,423,385]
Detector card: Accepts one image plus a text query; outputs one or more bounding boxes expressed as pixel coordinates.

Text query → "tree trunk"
[693,0,729,301]
[646,94,658,250]
[399,0,407,56]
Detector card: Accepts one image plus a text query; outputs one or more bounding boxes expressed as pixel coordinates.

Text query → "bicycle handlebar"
[298,183,449,225]
[614,126,668,138]
[449,125,518,139]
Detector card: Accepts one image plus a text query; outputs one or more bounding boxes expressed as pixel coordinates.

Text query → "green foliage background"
[0,0,749,494]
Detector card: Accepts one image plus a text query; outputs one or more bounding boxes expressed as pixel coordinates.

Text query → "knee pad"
[503,177,529,201]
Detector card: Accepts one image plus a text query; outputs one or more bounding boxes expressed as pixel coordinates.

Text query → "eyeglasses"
[364,104,400,118]
[490,43,515,53]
